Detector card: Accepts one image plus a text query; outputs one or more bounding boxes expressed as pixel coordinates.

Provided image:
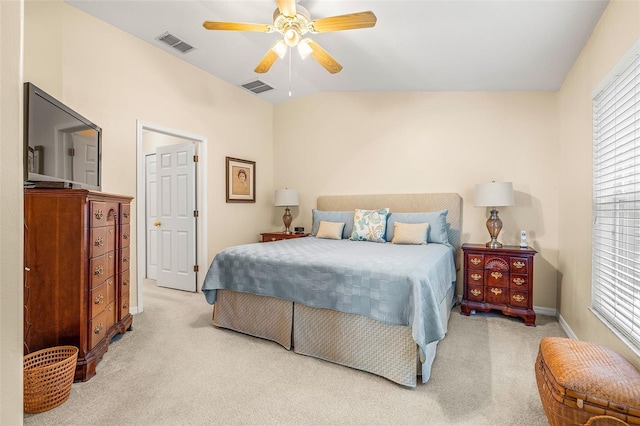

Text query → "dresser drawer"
[467,270,484,285]
[510,257,529,272]
[510,290,529,308]
[106,302,117,331]
[90,201,107,227]
[106,251,116,279]
[510,274,529,289]
[486,270,509,287]
[467,253,483,268]
[120,247,130,271]
[89,309,108,349]
[467,284,484,301]
[120,204,131,224]
[121,224,131,249]
[120,292,130,319]
[119,269,130,295]
[90,254,107,288]
[89,282,107,319]
[485,286,509,304]
[90,227,107,258]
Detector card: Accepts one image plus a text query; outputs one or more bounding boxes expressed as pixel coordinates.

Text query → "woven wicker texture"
[23,346,78,414]
[293,303,418,387]
[317,193,462,267]
[585,416,631,425]
[213,290,293,350]
[535,337,640,426]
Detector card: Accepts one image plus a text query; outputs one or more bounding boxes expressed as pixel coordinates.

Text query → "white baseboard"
[534,305,556,317]
[557,313,578,339]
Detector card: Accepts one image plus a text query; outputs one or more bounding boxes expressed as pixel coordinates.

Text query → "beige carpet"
[24,280,565,425]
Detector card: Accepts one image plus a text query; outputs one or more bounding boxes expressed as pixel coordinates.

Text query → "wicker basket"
[23,346,78,413]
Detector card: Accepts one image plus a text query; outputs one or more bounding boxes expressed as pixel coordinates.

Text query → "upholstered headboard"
[317,193,463,268]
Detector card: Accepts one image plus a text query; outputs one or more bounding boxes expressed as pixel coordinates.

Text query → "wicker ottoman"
[535,337,640,425]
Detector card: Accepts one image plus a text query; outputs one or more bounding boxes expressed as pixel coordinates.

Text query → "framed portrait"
[28,147,35,173]
[226,156,255,203]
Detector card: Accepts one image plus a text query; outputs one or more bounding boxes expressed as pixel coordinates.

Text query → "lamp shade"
[274,188,299,207]
[474,182,515,207]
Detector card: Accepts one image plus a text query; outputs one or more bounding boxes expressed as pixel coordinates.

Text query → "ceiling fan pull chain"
[288,47,292,97]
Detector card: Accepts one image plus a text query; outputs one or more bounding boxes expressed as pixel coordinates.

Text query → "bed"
[202,193,462,387]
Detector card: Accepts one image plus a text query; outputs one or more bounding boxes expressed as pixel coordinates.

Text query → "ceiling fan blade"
[254,43,281,74]
[307,40,343,74]
[203,21,271,32]
[311,11,377,33]
[276,0,297,18]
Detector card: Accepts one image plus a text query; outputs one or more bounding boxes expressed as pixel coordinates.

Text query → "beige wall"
[557,0,640,367]
[1,1,24,424]
[274,92,560,306]
[24,0,275,309]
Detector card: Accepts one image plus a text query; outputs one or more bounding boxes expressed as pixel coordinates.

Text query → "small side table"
[460,243,537,326]
[260,232,309,242]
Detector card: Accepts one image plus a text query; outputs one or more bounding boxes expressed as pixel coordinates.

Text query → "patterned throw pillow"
[350,208,390,243]
[316,221,345,240]
[392,222,429,245]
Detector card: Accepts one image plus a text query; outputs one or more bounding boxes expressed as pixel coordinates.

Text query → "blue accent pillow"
[350,208,390,243]
[386,210,449,244]
[311,210,354,239]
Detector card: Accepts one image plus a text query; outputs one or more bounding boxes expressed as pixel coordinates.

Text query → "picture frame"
[27,146,35,173]
[226,156,255,203]
[33,145,44,174]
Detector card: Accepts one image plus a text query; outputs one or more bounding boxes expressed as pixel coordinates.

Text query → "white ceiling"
[65,0,609,104]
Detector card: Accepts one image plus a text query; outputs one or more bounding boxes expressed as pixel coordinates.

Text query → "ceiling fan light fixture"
[298,38,313,59]
[283,27,300,47]
[272,39,288,59]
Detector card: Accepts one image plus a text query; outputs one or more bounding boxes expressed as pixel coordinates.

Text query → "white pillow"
[392,222,429,245]
[316,221,345,240]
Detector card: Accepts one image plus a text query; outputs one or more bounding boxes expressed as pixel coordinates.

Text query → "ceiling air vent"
[241,79,275,94]
[156,32,195,54]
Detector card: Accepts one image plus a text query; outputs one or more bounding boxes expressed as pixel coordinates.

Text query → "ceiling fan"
[202,0,377,74]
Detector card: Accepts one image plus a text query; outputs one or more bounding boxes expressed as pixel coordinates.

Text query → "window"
[591,38,640,356]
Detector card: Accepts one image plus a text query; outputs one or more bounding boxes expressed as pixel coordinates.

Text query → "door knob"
[154,221,161,227]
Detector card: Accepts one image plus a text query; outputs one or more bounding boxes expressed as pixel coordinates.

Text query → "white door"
[71,132,99,185]
[145,154,158,280]
[156,142,196,292]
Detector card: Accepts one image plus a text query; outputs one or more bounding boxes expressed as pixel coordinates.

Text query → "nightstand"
[460,243,537,326]
[260,232,309,242]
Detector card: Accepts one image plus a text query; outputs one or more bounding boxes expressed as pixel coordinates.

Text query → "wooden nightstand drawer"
[467,271,484,284]
[485,286,508,304]
[510,274,528,288]
[467,285,484,301]
[510,290,529,308]
[510,257,529,272]
[486,270,509,287]
[467,253,484,268]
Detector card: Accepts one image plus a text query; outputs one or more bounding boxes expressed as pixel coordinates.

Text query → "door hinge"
[193,155,199,162]
[194,265,199,272]
[68,148,75,157]
[193,210,199,217]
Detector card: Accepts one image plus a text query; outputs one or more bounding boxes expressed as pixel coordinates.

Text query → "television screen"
[24,82,101,190]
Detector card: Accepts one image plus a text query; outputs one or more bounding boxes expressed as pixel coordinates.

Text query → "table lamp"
[274,188,299,235]
[474,181,515,248]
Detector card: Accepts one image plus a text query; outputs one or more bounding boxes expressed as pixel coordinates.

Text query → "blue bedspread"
[202,237,457,356]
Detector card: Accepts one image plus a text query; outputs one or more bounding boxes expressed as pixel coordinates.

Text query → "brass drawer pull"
[123,256,129,264]
[512,294,525,303]
[94,210,104,220]
[470,258,481,266]
[94,236,104,247]
[470,289,482,297]
[123,278,129,287]
[513,277,525,286]
[123,232,129,240]
[122,302,129,309]
[513,261,525,269]
[490,288,503,295]
[94,323,104,334]
[471,273,482,281]
[94,265,104,276]
[94,294,104,304]
[123,212,129,219]
[491,271,503,279]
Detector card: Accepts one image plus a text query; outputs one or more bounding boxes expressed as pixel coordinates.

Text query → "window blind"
[592,39,640,355]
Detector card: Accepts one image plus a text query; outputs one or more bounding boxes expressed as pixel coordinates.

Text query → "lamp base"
[485,209,503,249]
[282,207,292,235]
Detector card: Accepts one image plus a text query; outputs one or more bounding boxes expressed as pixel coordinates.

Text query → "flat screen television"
[24,82,101,190]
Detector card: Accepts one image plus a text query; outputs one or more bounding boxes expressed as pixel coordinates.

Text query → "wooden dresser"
[24,189,133,381]
[460,243,537,326]
[260,232,309,242]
